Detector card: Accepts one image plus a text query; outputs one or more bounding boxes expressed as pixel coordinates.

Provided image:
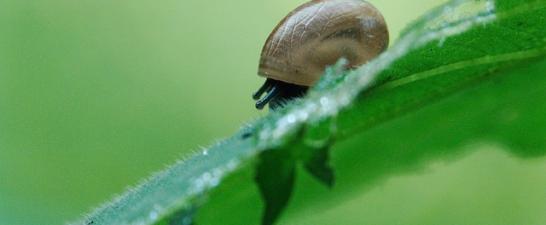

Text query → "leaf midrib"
[379,46,546,90]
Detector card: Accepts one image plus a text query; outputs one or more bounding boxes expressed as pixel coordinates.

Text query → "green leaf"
[70,0,546,225]
[255,147,296,225]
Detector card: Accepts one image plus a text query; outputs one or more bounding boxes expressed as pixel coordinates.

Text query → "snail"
[253,0,389,109]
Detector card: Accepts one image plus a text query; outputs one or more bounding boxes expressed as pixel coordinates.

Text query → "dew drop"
[149,211,158,221]
[319,97,330,106]
[287,115,297,124]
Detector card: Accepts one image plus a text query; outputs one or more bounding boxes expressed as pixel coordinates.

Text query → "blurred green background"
[7,0,543,224]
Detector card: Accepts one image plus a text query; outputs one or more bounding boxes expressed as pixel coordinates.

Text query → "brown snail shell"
[253,0,389,109]
[259,0,389,86]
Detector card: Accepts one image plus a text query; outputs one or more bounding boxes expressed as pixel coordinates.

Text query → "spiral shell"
[258,0,389,86]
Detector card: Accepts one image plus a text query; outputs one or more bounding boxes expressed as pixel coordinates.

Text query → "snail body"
[253,0,389,109]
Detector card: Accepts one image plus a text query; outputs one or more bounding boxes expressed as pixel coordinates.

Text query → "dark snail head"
[253,0,389,110]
